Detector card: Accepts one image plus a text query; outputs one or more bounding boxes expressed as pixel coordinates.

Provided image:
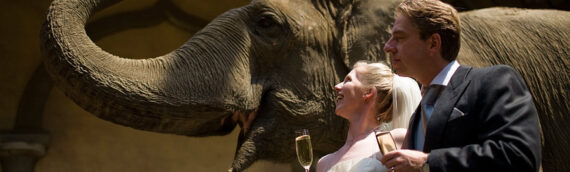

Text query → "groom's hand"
[379,149,428,172]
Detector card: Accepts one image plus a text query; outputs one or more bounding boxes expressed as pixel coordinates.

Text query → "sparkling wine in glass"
[375,130,398,155]
[295,129,313,172]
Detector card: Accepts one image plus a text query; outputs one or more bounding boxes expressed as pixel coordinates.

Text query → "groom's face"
[383,15,431,79]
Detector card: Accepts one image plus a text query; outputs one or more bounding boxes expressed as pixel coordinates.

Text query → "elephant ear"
[333,0,400,69]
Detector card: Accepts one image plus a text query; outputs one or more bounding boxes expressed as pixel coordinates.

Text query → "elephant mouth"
[222,110,258,137]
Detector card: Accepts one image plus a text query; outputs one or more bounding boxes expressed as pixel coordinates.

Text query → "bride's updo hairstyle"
[353,61,394,124]
[353,61,422,128]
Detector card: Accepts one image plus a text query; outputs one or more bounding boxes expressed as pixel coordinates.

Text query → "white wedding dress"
[318,130,391,172]
[326,155,388,172]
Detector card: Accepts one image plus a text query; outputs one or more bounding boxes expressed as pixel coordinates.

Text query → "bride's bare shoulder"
[317,153,335,172]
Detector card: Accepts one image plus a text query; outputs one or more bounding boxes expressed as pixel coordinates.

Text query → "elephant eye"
[252,11,285,41]
[257,16,276,28]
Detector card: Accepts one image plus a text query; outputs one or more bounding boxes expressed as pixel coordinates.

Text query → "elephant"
[446,0,570,11]
[41,0,569,171]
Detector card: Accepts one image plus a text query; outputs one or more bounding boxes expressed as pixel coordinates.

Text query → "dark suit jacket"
[402,65,541,172]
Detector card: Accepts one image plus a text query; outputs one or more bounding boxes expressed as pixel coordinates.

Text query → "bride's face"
[334,67,367,119]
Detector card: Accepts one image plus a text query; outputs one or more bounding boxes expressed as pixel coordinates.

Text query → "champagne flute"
[375,130,398,155]
[295,129,313,172]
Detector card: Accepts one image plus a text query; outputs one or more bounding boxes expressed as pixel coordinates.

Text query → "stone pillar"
[0,132,50,172]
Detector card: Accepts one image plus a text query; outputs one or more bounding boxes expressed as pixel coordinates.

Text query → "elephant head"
[41,0,402,170]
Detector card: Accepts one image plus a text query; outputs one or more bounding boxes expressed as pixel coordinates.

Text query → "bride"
[317,61,421,172]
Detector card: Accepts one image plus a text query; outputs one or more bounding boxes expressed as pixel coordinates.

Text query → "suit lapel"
[423,66,472,152]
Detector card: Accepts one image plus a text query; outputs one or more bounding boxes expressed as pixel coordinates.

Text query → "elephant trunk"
[41,0,261,136]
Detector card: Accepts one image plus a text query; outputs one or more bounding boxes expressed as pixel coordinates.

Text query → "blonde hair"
[396,0,461,61]
[353,61,393,124]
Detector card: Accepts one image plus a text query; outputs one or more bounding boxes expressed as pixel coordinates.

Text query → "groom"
[379,0,541,172]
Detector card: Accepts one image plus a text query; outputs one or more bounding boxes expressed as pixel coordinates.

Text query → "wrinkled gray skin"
[447,0,570,11]
[41,0,569,171]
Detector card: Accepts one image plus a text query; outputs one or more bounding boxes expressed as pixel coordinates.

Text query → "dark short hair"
[396,0,461,61]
